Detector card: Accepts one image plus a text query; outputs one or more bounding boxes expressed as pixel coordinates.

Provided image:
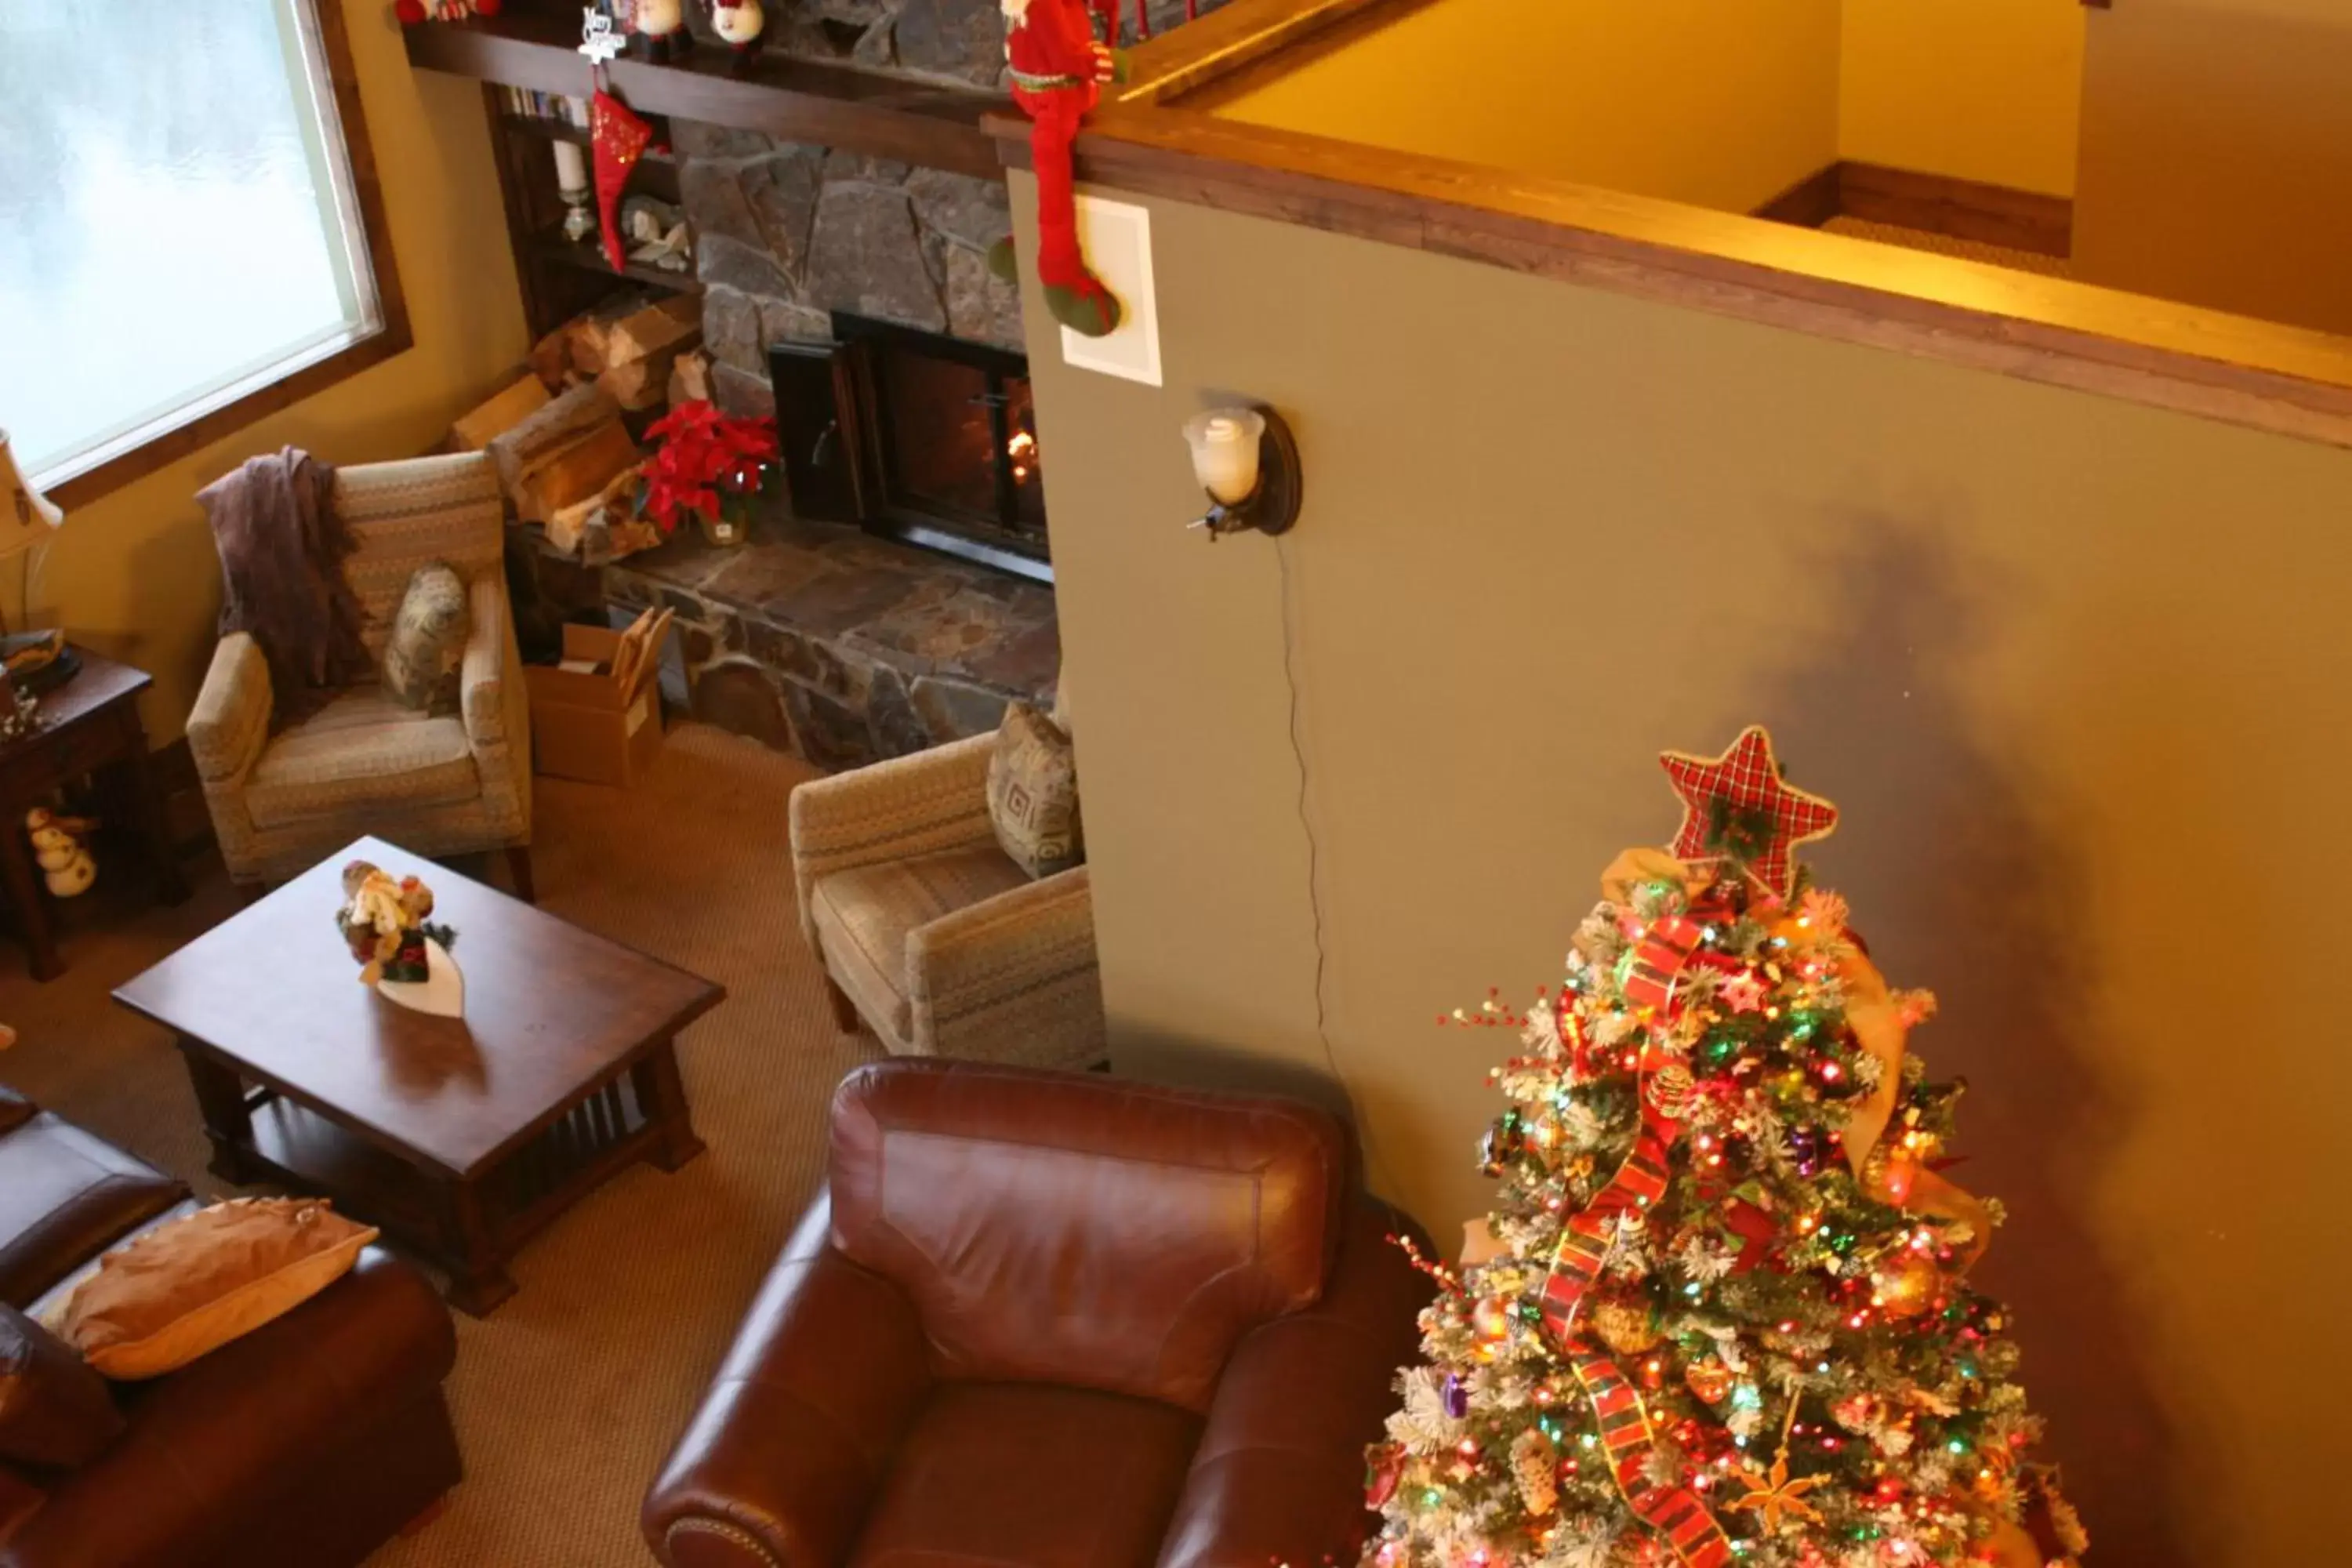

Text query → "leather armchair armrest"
[186,633,272,785]
[643,1195,932,1568]
[788,735,998,947]
[1156,1197,1435,1568]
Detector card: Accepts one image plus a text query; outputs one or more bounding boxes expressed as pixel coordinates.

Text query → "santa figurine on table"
[987,0,1123,337]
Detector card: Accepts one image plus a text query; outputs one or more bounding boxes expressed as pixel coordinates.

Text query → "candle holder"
[1181,405,1302,541]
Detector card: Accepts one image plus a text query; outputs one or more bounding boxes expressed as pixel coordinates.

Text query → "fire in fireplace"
[768,315,1049,582]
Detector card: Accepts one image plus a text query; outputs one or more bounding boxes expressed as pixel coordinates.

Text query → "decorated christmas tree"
[1364,728,2088,1568]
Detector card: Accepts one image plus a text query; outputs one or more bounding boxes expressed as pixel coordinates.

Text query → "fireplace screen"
[769,315,1048,581]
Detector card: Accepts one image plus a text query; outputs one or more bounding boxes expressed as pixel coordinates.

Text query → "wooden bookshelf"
[479,85,691,340]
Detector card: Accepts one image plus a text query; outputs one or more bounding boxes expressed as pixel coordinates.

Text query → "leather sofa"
[644,1059,1434,1568]
[0,1083,462,1567]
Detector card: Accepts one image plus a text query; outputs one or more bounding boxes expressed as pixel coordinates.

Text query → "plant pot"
[697,507,750,548]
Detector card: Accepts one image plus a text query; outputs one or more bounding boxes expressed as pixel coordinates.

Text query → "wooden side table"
[0,650,191,979]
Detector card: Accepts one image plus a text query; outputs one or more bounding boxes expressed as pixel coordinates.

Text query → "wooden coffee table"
[112,836,723,1315]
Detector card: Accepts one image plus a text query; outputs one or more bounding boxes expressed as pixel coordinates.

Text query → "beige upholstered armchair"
[187,453,534,895]
[789,732,1105,1069]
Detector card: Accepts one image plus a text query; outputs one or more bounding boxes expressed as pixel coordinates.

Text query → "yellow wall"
[2073,0,2352,336]
[37,1,526,742]
[1205,0,1844,216]
[1017,173,2352,1566]
[1838,0,2085,195]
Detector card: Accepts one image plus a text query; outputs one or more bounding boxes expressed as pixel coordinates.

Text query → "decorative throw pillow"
[986,701,1083,879]
[0,1305,122,1469]
[381,561,470,713]
[50,1198,378,1381]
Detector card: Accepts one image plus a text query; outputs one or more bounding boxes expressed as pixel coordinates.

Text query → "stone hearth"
[606,524,1058,768]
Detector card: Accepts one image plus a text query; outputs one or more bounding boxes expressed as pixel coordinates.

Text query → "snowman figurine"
[633,0,688,61]
[24,808,95,898]
[711,0,764,56]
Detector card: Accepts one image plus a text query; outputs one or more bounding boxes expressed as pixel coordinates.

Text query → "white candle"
[1182,408,1265,505]
[551,139,589,198]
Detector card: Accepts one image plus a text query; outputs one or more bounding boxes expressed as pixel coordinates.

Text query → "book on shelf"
[499,87,590,129]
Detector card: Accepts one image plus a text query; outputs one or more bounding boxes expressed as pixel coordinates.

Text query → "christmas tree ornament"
[1362,728,2082,1568]
[1660,725,1838,900]
[988,0,1123,336]
[1590,1298,1662,1356]
[1724,1410,1829,1532]
[1868,1250,1941,1318]
[1364,1442,1405,1509]
[1683,1357,1734,1405]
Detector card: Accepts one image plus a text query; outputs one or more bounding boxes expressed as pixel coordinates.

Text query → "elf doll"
[988,0,1123,337]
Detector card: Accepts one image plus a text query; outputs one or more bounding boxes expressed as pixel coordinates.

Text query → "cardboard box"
[524,624,666,786]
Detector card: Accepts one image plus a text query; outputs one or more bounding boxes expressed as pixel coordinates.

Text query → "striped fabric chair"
[187,453,534,895]
[789,728,1105,1070]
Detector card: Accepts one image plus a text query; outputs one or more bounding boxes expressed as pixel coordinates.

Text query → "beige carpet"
[0,724,880,1566]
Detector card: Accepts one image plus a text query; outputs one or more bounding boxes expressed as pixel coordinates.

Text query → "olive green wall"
[32,1,526,743]
[1015,173,2352,1567]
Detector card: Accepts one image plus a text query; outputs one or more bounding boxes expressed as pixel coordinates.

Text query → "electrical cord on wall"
[1272,533,1401,1202]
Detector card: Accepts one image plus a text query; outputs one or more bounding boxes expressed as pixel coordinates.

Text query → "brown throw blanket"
[198,448,372,729]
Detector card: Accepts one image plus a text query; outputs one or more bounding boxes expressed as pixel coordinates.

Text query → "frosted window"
[0,0,380,485]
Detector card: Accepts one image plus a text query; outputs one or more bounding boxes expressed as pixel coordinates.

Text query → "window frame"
[37,0,410,511]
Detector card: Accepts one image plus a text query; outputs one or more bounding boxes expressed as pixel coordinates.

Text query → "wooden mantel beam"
[405,9,1009,180]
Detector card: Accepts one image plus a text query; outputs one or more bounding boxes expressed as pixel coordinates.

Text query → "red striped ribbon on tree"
[1537,1062,1737,1568]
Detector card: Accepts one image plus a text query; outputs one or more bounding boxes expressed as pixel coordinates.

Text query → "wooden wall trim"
[1836,162,2074,258]
[1753,161,2074,260]
[1753,162,1846,230]
[988,107,2352,450]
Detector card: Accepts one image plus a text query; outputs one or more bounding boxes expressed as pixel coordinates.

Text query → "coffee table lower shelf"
[180,1040,704,1316]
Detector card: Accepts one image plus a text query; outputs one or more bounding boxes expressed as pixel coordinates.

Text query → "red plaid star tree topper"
[1659,725,1837,900]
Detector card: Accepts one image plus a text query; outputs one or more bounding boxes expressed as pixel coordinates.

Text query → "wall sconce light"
[1181,406,1301,541]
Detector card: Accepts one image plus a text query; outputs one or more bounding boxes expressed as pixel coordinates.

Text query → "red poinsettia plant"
[640,401,781,541]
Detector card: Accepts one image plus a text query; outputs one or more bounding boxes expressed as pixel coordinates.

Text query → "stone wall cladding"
[673,0,1229,416]
[677,119,1023,419]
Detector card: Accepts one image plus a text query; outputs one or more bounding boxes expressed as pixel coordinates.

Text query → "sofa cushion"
[811,847,1028,1044]
[849,1381,1198,1568]
[51,1199,379,1380]
[0,1115,187,1311]
[244,687,478,830]
[0,1304,122,1469]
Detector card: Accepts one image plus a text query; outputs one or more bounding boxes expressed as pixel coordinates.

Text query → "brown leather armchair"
[644,1060,1433,1568]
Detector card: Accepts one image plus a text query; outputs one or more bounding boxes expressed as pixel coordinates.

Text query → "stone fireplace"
[775,314,1049,580]
[573,0,1228,768]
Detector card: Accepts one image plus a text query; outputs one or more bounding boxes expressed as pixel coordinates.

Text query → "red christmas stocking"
[590,89,653,273]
